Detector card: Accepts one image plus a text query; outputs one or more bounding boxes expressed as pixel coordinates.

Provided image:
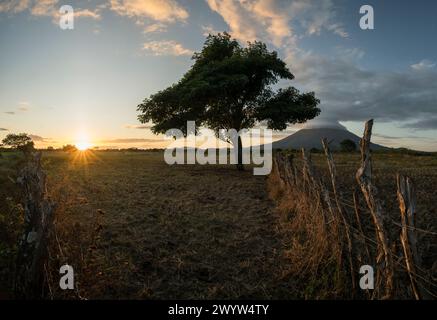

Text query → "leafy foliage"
[340,139,357,152]
[1,133,34,155]
[62,144,77,152]
[138,32,320,137]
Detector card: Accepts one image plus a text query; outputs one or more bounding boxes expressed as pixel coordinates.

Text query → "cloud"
[73,8,102,20]
[4,111,15,115]
[411,59,436,71]
[205,0,347,47]
[326,23,348,38]
[29,0,58,16]
[100,138,165,143]
[285,49,437,130]
[0,128,8,131]
[206,0,290,46]
[53,6,102,22]
[0,0,30,13]
[142,40,193,56]
[29,134,49,142]
[303,0,348,38]
[373,133,435,140]
[15,101,30,111]
[401,117,437,130]
[0,0,101,21]
[125,124,152,129]
[201,24,221,37]
[142,22,167,34]
[110,0,188,22]
[335,47,365,62]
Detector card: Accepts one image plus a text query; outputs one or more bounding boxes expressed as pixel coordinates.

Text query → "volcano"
[271,127,388,150]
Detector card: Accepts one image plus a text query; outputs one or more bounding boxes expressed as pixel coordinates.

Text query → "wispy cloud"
[285,49,437,130]
[18,101,29,111]
[0,0,101,21]
[373,133,435,141]
[402,118,437,131]
[0,128,8,131]
[125,124,153,129]
[201,24,221,37]
[142,22,167,34]
[110,0,188,22]
[29,134,50,142]
[411,59,436,71]
[0,0,29,13]
[335,47,365,62]
[4,111,15,115]
[205,0,347,47]
[100,138,165,143]
[29,0,58,16]
[142,40,193,56]
[73,8,102,20]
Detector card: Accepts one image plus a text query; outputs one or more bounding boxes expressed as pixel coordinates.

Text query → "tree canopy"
[62,144,78,152]
[340,139,357,152]
[137,33,321,169]
[1,133,34,154]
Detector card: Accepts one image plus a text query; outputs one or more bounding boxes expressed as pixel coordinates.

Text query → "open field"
[41,151,297,299]
[1,150,436,299]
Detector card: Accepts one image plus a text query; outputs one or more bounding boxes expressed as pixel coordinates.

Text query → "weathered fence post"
[352,189,371,263]
[397,174,429,299]
[322,138,355,293]
[356,119,394,299]
[14,152,55,299]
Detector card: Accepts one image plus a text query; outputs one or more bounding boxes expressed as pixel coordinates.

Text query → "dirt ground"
[44,151,297,299]
[2,150,435,299]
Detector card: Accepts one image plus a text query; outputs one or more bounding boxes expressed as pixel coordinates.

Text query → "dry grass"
[268,155,346,299]
[268,150,437,299]
[42,150,298,299]
[0,152,24,298]
[1,149,436,299]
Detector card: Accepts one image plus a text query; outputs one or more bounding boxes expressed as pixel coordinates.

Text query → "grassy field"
[310,152,437,240]
[271,150,437,298]
[0,150,436,299]
[41,151,297,299]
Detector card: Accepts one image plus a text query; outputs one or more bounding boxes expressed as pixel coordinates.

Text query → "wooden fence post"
[356,119,394,299]
[397,174,429,299]
[14,152,55,299]
[322,138,355,293]
[352,189,371,263]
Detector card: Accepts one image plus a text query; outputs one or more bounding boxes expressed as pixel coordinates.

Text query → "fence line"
[14,151,55,299]
[269,119,436,300]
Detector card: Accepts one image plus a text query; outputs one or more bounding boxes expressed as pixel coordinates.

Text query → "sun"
[75,141,91,151]
[74,130,92,151]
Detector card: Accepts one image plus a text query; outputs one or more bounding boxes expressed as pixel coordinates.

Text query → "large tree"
[1,133,34,155]
[138,33,320,170]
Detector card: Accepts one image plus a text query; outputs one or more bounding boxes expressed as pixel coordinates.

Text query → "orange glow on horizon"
[75,141,91,151]
[75,130,92,151]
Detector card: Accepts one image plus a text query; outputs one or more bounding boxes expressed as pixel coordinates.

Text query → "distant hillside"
[271,128,388,150]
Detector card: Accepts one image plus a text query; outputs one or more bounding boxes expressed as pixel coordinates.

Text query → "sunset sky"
[1,0,437,151]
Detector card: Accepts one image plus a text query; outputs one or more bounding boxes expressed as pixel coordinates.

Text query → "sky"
[0,0,436,151]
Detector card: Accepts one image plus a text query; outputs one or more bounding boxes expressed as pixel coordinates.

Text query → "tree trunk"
[236,135,244,171]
